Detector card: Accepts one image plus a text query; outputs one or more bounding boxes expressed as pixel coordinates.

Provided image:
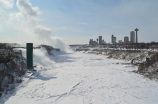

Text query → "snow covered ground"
[1,50,158,104]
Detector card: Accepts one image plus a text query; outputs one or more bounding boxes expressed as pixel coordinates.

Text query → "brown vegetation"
[0,43,26,94]
[77,48,158,80]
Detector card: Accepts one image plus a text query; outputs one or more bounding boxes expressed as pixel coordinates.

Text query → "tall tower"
[113,37,116,43]
[130,31,135,43]
[111,35,114,43]
[135,28,139,43]
[111,34,116,44]
[124,36,129,44]
[89,39,93,45]
[99,36,102,45]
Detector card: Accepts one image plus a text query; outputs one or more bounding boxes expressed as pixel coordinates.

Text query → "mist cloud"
[1,0,71,52]
[17,0,40,18]
[35,25,52,44]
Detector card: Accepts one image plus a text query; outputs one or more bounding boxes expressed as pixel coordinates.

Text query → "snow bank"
[0,44,26,97]
[1,52,158,104]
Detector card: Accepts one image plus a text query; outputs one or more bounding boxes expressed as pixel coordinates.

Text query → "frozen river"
[1,51,158,104]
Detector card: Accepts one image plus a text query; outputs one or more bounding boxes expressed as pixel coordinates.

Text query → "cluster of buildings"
[112,31,136,44]
[124,31,136,44]
[89,36,106,45]
[89,28,139,45]
[111,28,139,44]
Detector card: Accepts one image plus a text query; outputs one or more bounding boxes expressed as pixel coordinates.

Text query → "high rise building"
[113,37,116,43]
[89,39,98,45]
[124,36,129,44]
[130,31,135,43]
[111,34,116,44]
[111,35,114,43]
[89,39,93,45]
[93,41,97,45]
[118,40,122,43]
[99,36,102,45]
[102,40,105,44]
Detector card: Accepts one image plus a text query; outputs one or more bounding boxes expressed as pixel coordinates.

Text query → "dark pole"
[135,28,139,50]
[136,31,137,43]
[135,28,139,43]
[27,43,33,69]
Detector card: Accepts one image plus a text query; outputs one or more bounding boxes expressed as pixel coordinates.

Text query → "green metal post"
[27,43,33,69]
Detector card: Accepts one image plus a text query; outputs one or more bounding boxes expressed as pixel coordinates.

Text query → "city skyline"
[89,28,141,45]
[0,0,158,44]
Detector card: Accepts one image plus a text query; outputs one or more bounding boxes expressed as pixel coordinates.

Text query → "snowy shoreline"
[1,50,158,104]
[77,48,158,81]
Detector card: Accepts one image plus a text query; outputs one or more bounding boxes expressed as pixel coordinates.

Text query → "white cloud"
[0,0,70,52]
[35,25,52,43]
[8,0,40,26]
[0,0,13,9]
[16,0,40,17]
[7,0,44,40]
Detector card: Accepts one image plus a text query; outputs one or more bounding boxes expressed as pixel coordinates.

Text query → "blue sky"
[0,0,158,44]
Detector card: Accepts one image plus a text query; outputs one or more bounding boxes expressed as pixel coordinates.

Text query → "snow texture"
[1,50,158,104]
